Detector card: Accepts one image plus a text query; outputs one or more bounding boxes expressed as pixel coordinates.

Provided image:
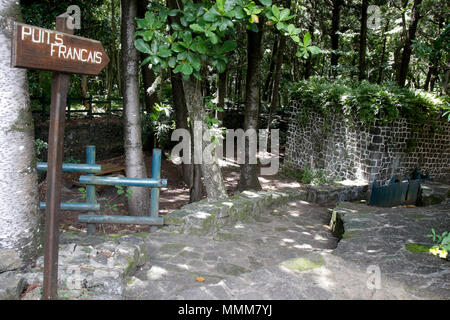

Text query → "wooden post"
[10,11,109,301]
[42,14,73,300]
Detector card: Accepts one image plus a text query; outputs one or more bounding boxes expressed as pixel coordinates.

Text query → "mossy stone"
[281,256,324,272]
[405,243,430,253]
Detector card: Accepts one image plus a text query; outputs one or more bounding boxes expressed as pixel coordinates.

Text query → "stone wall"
[284,101,450,183]
[34,117,124,162]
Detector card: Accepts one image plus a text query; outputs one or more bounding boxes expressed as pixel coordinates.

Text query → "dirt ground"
[39,150,302,235]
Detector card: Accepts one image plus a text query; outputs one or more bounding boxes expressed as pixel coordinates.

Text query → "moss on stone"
[275,227,289,232]
[133,232,150,238]
[160,243,186,254]
[201,212,216,233]
[108,234,126,239]
[164,216,183,225]
[281,256,324,272]
[213,232,245,241]
[342,231,359,239]
[405,243,430,253]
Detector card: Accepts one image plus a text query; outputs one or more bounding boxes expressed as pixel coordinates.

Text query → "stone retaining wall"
[285,103,450,184]
[164,184,368,235]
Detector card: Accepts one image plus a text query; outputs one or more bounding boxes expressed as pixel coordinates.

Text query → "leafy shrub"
[426,229,449,259]
[283,165,331,185]
[290,77,449,129]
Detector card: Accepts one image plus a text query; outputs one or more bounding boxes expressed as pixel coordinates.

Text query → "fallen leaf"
[196,276,205,282]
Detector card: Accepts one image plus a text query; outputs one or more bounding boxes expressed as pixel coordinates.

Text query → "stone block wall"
[34,117,124,162]
[284,101,450,183]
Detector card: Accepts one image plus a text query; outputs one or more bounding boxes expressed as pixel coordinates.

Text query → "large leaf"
[219,40,237,54]
[181,63,193,75]
[190,24,204,33]
[303,32,311,46]
[279,8,290,21]
[259,0,272,6]
[271,5,280,20]
[308,46,322,55]
[135,39,152,54]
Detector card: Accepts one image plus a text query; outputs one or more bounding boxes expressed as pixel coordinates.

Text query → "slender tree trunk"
[166,0,201,201]
[330,0,343,77]
[121,0,150,216]
[238,28,263,191]
[0,1,41,264]
[263,39,278,102]
[217,67,227,121]
[358,0,369,81]
[377,19,390,84]
[397,0,423,87]
[80,75,89,109]
[267,36,285,129]
[182,78,227,200]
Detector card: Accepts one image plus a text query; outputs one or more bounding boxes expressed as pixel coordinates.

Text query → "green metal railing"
[38,145,166,233]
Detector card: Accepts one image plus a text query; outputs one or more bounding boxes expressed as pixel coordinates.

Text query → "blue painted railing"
[38,146,166,233]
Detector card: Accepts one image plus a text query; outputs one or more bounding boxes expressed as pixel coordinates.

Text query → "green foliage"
[142,103,175,150]
[35,139,48,157]
[64,157,81,164]
[134,0,320,79]
[115,186,132,201]
[283,165,330,185]
[290,77,449,129]
[78,187,86,200]
[426,229,450,252]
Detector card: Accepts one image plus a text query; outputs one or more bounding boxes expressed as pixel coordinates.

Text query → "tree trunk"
[0,1,41,264]
[377,18,390,84]
[397,0,423,87]
[217,67,227,121]
[238,28,263,191]
[267,36,285,129]
[121,0,150,216]
[80,75,89,109]
[330,0,343,77]
[182,78,228,200]
[166,0,201,201]
[358,0,369,81]
[263,39,278,102]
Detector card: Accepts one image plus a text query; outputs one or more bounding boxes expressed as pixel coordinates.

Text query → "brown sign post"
[11,14,109,300]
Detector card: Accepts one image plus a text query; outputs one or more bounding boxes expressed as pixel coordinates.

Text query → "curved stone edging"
[164,188,306,235]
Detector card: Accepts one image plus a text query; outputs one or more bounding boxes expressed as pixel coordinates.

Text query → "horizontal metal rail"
[40,202,100,211]
[78,215,164,225]
[79,175,167,188]
[37,162,101,173]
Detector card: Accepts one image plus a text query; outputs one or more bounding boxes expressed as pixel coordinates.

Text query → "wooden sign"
[9,15,110,300]
[11,21,109,75]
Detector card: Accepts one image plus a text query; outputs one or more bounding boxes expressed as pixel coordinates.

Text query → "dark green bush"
[290,77,449,129]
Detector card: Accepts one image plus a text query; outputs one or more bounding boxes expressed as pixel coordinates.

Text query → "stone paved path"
[123,200,418,300]
[332,201,450,299]
[14,198,448,300]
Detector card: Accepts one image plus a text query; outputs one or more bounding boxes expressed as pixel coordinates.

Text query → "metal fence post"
[86,145,97,235]
[150,149,161,232]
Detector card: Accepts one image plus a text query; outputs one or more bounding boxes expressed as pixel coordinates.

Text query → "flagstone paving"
[122,200,448,300]
[15,198,449,300]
